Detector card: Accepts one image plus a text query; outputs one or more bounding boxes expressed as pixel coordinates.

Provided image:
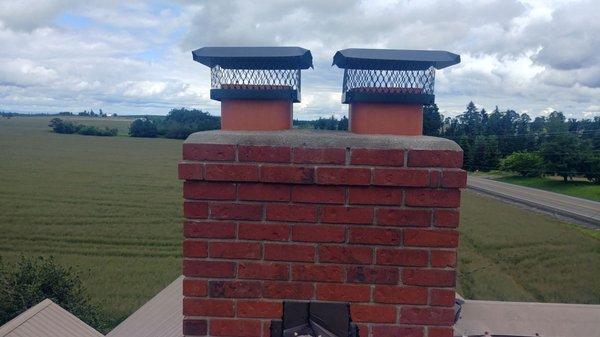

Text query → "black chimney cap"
[332,48,460,70]
[192,46,313,70]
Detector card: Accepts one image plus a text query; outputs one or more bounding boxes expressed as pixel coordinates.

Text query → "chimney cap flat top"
[332,48,460,70]
[192,46,313,70]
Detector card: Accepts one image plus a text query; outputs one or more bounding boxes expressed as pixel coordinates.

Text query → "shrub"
[49,118,78,134]
[500,151,545,177]
[48,118,117,136]
[157,108,220,139]
[0,256,108,332]
[129,118,158,138]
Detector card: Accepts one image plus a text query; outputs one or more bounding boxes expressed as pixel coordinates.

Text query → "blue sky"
[0,0,598,120]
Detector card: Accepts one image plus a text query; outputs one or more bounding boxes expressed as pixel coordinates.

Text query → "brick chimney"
[180,48,465,337]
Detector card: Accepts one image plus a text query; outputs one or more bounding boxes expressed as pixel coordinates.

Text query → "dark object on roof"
[192,46,313,70]
[332,48,460,70]
[270,301,359,337]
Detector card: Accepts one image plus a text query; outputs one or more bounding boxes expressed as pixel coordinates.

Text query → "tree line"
[424,102,600,183]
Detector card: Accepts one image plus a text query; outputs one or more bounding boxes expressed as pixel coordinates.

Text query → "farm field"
[1,116,599,330]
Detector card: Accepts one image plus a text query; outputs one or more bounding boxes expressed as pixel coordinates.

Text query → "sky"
[0,0,598,120]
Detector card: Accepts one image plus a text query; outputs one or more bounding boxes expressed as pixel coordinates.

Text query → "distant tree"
[338,116,349,131]
[49,118,78,134]
[580,154,600,184]
[423,104,443,136]
[0,256,108,332]
[314,116,339,130]
[500,151,544,177]
[129,118,158,138]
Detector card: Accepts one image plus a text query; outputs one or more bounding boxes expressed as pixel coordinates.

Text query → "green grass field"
[1,117,599,331]
[495,175,600,201]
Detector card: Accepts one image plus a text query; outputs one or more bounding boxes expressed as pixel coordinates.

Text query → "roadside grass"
[1,117,599,331]
[472,170,600,201]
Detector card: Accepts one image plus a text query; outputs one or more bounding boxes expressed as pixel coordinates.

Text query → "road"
[467,176,600,227]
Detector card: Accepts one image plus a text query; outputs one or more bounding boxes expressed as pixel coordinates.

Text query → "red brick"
[319,245,372,264]
[376,208,431,227]
[430,170,441,187]
[431,288,455,306]
[292,225,346,243]
[183,278,207,296]
[183,298,234,317]
[264,243,315,262]
[210,319,262,337]
[210,203,263,221]
[209,280,262,298]
[238,223,290,241]
[239,145,291,163]
[350,148,405,166]
[238,262,289,281]
[400,307,455,326]
[431,250,457,268]
[178,162,203,180]
[184,181,236,200]
[260,166,314,184]
[320,206,374,224]
[209,242,262,259]
[316,283,371,302]
[183,240,207,257]
[374,285,428,304]
[291,185,345,204]
[183,260,235,278]
[183,319,207,336]
[405,189,461,207]
[262,281,314,299]
[349,227,401,245]
[291,264,344,282]
[372,168,429,187]
[441,169,467,188]
[238,183,291,202]
[350,304,397,323]
[348,187,403,205]
[433,210,460,228]
[428,327,454,337]
[184,221,235,239]
[183,143,236,161]
[346,266,399,284]
[316,167,371,185]
[205,163,259,182]
[266,204,317,222]
[376,248,429,266]
[372,325,424,337]
[407,150,463,168]
[183,201,209,219]
[293,147,346,164]
[183,221,235,239]
[404,229,459,248]
[237,300,282,318]
[403,268,456,287]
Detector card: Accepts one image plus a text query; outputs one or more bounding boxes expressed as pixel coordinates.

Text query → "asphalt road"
[467,176,600,227]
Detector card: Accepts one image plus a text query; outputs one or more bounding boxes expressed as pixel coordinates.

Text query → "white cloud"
[0,0,598,119]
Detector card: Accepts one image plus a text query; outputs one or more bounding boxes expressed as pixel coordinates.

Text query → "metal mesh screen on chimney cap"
[332,48,460,104]
[192,46,313,103]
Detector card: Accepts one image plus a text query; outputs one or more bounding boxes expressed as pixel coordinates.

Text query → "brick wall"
[179,138,465,337]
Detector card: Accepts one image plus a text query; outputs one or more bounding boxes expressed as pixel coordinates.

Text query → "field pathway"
[468,176,600,227]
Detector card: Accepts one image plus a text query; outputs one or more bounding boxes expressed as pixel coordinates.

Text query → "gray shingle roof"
[0,299,103,337]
